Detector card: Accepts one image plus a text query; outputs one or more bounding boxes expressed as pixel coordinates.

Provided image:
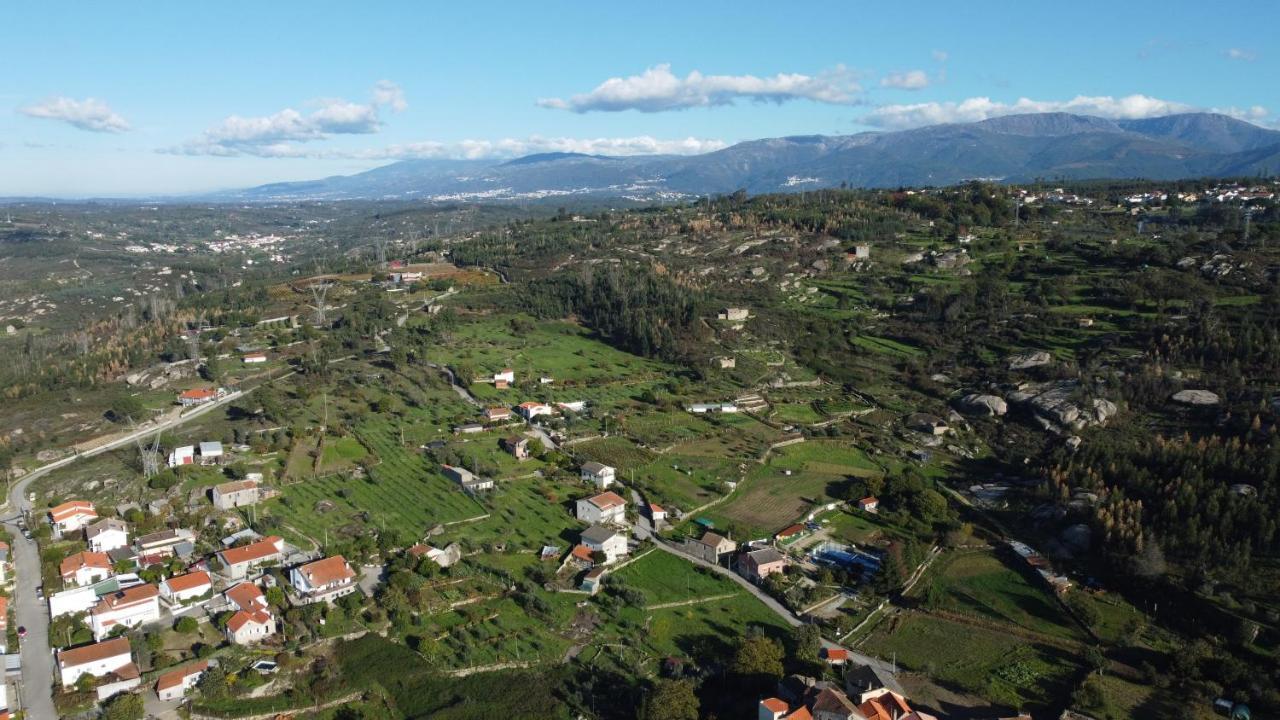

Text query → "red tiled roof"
[60,551,112,578]
[823,648,849,661]
[227,608,272,633]
[57,637,131,668]
[777,523,805,537]
[586,491,626,510]
[93,584,159,613]
[162,571,211,594]
[860,496,878,505]
[570,545,594,562]
[784,708,812,720]
[296,555,355,586]
[50,500,96,522]
[762,698,789,714]
[214,479,258,494]
[225,582,267,611]
[648,502,665,515]
[220,536,283,566]
[179,388,217,400]
[156,660,209,691]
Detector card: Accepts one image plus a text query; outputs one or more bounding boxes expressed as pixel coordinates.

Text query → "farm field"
[433,476,582,552]
[632,454,734,512]
[614,550,743,606]
[926,549,1087,642]
[267,418,485,544]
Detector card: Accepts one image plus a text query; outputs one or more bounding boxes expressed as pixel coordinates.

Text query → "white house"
[167,445,196,468]
[57,637,134,687]
[517,401,554,420]
[242,353,268,364]
[580,525,628,565]
[156,660,209,701]
[289,555,357,604]
[225,608,276,645]
[493,368,515,385]
[443,465,493,494]
[580,461,616,488]
[159,571,213,605]
[60,551,113,587]
[49,500,98,534]
[211,479,260,510]
[217,536,284,580]
[90,583,161,640]
[85,518,130,554]
[575,491,627,525]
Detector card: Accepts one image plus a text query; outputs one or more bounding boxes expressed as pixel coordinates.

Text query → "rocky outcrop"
[1008,351,1053,370]
[1171,389,1220,406]
[1010,380,1117,434]
[956,394,1008,417]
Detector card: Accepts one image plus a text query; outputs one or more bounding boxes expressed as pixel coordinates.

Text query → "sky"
[2,1,1277,197]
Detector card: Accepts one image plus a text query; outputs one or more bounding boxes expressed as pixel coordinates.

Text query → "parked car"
[35,586,43,600]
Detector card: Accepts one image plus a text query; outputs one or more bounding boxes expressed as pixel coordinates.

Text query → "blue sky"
[2,1,1276,196]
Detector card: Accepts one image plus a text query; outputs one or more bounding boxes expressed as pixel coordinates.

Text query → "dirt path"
[645,592,739,610]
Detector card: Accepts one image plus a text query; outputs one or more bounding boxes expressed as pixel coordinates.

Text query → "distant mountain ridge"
[216,112,1280,202]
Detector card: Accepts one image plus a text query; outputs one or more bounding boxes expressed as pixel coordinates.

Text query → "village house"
[178,387,223,407]
[906,413,949,436]
[57,636,135,687]
[85,518,130,553]
[575,491,627,525]
[716,356,737,369]
[49,500,98,534]
[684,531,736,564]
[484,406,512,422]
[775,524,807,543]
[443,464,494,494]
[557,400,588,413]
[580,461,616,488]
[155,660,209,701]
[159,570,213,605]
[717,307,750,321]
[648,502,667,526]
[580,567,607,595]
[60,551,114,587]
[167,444,195,468]
[852,244,871,260]
[217,536,285,580]
[135,528,196,561]
[742,547,788,582]
[821,648,849,666]
[212,479,260,510]
[858,497,879,513]
[408,543,459,568]
[453,422,485,434]
[224,581,277,644]
[289,555,357,605]
[198,441,224,465]
[90,583,161,640]
[517,401,554,420]
[500,435,530,460]
[493,368,515,385]
[580,525,629,564]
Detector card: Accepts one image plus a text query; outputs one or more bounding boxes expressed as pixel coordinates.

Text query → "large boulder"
[1008,351,1053,370]
[1172,389,1220,406]
[1012,380,1117,433]
[957,394,1008,417]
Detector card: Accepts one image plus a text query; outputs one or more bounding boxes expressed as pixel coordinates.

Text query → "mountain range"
[219,113,1280,202]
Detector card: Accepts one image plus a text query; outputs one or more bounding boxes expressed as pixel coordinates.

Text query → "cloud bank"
[19,97,130,133]
[880,70,931,90]
[859,94,1265,129]
[173,81,407,156]
[538,64,862,112]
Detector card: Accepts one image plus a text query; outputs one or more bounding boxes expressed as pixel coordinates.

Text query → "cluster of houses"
[758,662,941,720]
[680,529,789,583]
[167,440,224,468]
[44,494,361,704]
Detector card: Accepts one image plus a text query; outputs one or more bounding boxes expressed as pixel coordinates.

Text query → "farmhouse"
[493,368,515,385]
[167,445,195,468]
[580,461,616,488]
[159,571,212,605]
[60,551,113,587]
[684,531,736,564]
[49,500,98,534]
[742,547,788,582]
[178,387,223,406]
[85,518,129,553]
[57,636,134,687]
[484,407,512,422]
[906,413,948,436]
[580,525,628,564]
[857,497,879,513]
[500,435,530,460]
[217,536,285,580]
[90,583,161,640]
[443,464,494,493]
[289,555,357,605]
[212,479,260,510]
[775,524,807,542]
[198,441,224,465]
[517,401,554,419]
[226,607,276,645]
[648,502,667,526]
[575,491,627,525]
[155,660,209,701]
[454,422,485,434]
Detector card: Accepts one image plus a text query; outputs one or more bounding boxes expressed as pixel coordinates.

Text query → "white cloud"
[880,70,930,90]
[174,82,406,156]
[861,94,1210,129]
[361,135,728,160]
[1224,48,1257,62]
[538,63,862,112]
[18,96,130,133]
[931,50,949,63]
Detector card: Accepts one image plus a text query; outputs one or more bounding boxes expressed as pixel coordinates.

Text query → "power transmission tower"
[307,283,330,326]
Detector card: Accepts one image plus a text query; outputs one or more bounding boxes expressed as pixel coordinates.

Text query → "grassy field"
[614,550,743,606]
[927,549,1087,641]
[434,476,581,551]
[572,436,656,468]
[268,418,485,544]
[860,613,1080,709]
[632,454,734,511]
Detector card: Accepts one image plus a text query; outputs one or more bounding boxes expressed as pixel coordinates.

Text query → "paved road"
[0,389,244,719]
